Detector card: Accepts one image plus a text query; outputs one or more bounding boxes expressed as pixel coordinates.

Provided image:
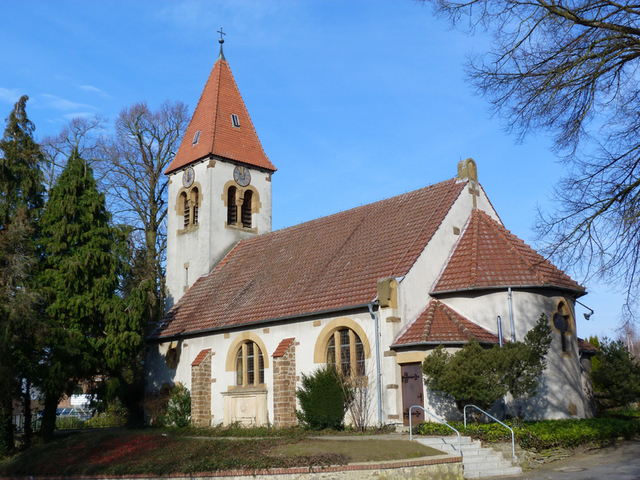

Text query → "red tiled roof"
[393,300,500,346]
[577,337,598,353]
[432,209,584,294]
[191,348,212,366]
[165,57,276,175]
[152,179,467,339]
[272,338,295,358]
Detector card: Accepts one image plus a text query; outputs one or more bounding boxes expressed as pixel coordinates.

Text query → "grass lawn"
[271,438,443,463]
[0,429,445,477]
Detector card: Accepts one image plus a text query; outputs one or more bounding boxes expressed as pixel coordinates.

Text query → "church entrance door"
[401,362,424,426]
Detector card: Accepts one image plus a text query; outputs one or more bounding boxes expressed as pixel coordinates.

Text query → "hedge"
[415,410,640,451]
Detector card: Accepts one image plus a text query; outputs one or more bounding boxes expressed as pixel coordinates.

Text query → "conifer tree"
[0,95,45,453]
[37,149,125,440]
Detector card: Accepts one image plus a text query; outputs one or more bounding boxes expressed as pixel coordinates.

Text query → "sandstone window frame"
[225,332,270,391]
[176,182,202,234]
[552,299,575,357]
[222,181,262,233]
[313,317,371,379]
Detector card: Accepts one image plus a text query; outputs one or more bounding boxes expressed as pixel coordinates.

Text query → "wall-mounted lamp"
[575,299,594,321]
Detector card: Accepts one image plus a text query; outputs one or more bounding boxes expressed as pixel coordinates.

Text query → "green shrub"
[158,383,191,428]
[416,414,640,451]
[55,417,86,430]
[296,366,347,430]
[590,338,640,411]
[85,401,128,428]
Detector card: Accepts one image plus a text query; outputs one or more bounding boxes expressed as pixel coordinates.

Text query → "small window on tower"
[192,130,201,145]
[231,114,240,128]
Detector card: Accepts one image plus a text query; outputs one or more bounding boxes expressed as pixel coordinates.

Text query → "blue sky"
[0,0,625,339]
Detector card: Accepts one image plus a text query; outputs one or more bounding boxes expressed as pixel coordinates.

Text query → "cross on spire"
[217,27,226,60]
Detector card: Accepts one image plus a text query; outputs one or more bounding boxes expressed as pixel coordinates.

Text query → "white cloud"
[40,94,96,112]
[79,85,110,97]
[0,87,26,104]
[63,112,96,120]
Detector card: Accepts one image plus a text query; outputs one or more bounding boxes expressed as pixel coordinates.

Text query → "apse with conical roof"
[165,38,276,309]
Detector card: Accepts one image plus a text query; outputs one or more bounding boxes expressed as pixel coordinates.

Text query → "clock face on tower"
[233,166,251,187]
[182,167,195,188]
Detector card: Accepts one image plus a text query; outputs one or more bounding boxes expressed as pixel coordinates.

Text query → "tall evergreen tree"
[37,149,124,440]
[0,95,45,454]
[0,95,44,227]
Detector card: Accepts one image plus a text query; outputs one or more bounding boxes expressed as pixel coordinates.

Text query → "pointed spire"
[165,32,276,175]
[217,27,226,61]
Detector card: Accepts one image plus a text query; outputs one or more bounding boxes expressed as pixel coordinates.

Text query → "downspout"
[368,302,383,427]
[508,287,516,342]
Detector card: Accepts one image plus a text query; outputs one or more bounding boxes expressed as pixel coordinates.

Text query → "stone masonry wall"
[191,350,212,427]
[273,342,297,427]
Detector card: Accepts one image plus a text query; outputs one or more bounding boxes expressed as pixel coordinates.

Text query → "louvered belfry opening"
[191,188,199,225]
[227,186,237,225]
[241,190,253,228]
[181,192,190,228]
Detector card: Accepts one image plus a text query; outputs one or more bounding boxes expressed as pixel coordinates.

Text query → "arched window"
[327,328,365,378]
[236,341,264,386]
[180,191,190,228]
[552,301,574,354]
[227,186,237,226]
[190,188,199,225]
[242,190,253,228]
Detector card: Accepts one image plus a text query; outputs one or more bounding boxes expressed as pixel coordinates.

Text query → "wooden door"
[401,362,425,426]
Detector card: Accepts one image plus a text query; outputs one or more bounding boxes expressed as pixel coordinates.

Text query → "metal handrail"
[409,405,462,456]
[464,404,516,461]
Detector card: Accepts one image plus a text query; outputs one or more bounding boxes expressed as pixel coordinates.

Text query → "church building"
[146,40,595,427]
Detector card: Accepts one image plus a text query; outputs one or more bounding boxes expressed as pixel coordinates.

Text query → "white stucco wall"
[397,182,499,327]
[425,292,586,420]
[165,158,272,309]
[146,309,378,426]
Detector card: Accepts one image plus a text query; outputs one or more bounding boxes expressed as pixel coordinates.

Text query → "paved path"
[496,440,640,480]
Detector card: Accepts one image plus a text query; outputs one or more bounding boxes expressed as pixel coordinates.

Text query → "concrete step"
[414,436,522,478]
[464,466,523,478]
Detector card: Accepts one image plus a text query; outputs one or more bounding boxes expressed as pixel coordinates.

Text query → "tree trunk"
[22,378,32,448]
[40,392,58,442]
[0,396,14,455]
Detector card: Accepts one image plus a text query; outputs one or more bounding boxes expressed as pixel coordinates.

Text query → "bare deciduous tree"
[40,116,107,192]
[419,0,640,322]
[100,101,189,320]
[342,373,374,432]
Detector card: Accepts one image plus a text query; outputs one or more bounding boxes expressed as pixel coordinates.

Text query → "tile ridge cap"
[470,209,479,287]
[209,58,223,157]
[229,62,273,170]
[478,210,550,286]
[439,302,475,341]
[393,302,432,345]
[422,300,438,342]
[430,205,474,293]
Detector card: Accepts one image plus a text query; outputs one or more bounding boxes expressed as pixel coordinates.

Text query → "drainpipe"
[368,302,383,427]
[508,287,516,342]
[497,316,503,347]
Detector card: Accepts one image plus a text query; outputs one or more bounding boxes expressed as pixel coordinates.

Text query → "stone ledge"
[17,455,462,479]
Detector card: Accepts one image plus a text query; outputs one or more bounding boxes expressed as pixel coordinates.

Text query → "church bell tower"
[164,35,276,309]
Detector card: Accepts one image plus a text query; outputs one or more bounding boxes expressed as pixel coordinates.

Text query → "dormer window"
[192,130,201,145]
[231,114,240,128]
